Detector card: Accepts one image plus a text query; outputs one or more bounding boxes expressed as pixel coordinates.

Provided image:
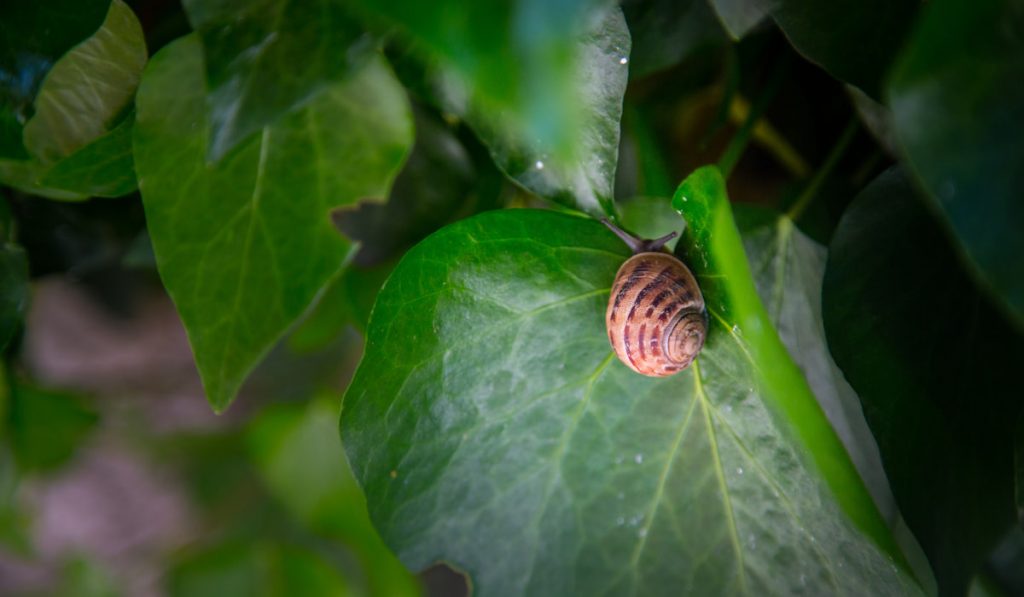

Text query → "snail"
[602,219,707,377]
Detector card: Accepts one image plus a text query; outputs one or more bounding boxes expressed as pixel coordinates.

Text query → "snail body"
[603,221,707,377]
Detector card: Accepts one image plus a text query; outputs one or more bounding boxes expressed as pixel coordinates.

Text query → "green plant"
[1,0,1022,595]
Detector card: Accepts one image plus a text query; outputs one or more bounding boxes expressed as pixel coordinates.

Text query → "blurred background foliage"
[0,0,1021,594]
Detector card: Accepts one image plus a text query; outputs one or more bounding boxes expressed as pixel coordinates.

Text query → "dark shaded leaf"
[823,167,1024,594]
[706,0,768,39]
[621,0,726,78]
[182,0,372,162]
[342,168,917,595]
[0,244,28,352]
[134,36,412,411]
[6,381,98,472]
[888,0,1024,327]
[0,0,145,199]
[0,0,109,158]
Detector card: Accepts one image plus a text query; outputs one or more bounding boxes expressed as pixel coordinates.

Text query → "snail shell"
[603,223,707,377]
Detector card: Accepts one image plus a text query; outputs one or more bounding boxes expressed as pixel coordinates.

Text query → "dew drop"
[619,56,629,65]
[638,528,648,538]
[680,195,689,202]
[535,160,545,170]
[634,453,644,464]
[731,324,740,334]
[736,467,744,475]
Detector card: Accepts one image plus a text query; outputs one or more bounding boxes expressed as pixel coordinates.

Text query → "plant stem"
[717,53,790,179]
[786,118,859,222]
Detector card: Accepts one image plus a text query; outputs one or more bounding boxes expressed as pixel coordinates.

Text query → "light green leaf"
[182,0,370,162]
[23,0,145,162]
[134,36,412,412]
[888,0,1024,327]
[0,0,145,199]
[248,399,420,597]
[441,8,629,219]
[342,167,918,594]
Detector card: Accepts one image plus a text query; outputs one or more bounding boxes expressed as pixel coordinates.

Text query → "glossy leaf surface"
[888,0,1024,327]
[823,168,1024,594]
[183,0,370,162]
[134,36,412,411]
[342,168,917,595]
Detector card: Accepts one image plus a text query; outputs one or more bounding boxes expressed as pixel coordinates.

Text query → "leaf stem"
[716,53,790,179]
[787,118,859,222]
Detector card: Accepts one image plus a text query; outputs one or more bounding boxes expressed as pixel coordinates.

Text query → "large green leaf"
[0,0,145,199]
[766,0,918,97]
[0,0,109,158]
[182,0,370,162]
[248,399,420,596]
[888,0,1024,328]
[823,167,1024,595]
[734,207,894,521]
[134,35,412,412]
[621,0,726,78]
[443,8,630,219]
[342,167,918,595]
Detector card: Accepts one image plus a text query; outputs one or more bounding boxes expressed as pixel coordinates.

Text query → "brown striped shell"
[603,223,707,377]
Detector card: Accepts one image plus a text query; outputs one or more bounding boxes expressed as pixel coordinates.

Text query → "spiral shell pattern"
[606,252,707,377]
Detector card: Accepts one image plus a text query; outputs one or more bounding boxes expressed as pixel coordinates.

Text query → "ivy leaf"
[441,7,630,219]
[182,0,371,162]
[888,0,1024,328]
[0,0,109,158]
[342,167,918,595]
[734,206,895,521]
[0,0,145,199]
[823,167,1024,594]
[766,0,918,97]
[621,0,726,78]
[134,35,412,412]
[706,0,768,39]
[0,244,28,352]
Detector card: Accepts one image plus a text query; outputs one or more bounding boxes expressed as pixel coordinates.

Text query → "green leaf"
[248,399,420,597]
[706,0,768,39]
[621,0,726,78]
[289,264,392,352]
[6,381,98,473]
[39,111,137,198]
[182,0,370,162]
[822,167,1024,594]
[134,35,412,412]
[342,169,918,594]
[0,0,109,158]
[444,7,630,219]
[0,0,145,199]
[887,0,1024,327]
[350,0,617,161]
[168,542,352,597]
[734,206,894,522]
[767,0,918,96]
[0,244,28,352]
